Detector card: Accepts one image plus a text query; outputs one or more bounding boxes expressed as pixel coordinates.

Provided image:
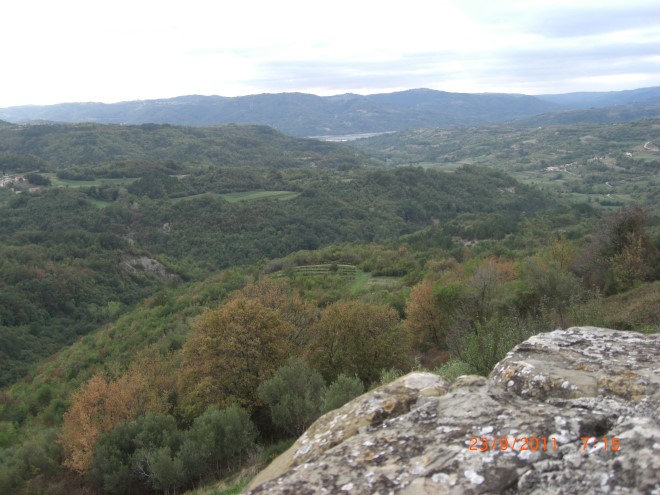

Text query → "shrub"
[257,358,326,436]
[434,360,477,381]
[322,374,364,413]
[452,315,530,376]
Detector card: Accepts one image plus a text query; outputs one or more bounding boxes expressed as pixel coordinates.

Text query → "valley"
[0,112,657,495]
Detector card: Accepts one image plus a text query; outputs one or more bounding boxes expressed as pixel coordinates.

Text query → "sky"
[1,0,659,107]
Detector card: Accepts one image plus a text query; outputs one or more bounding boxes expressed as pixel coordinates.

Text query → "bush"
[434,360,477,381]
[257,358,326,436]
[452,315,530,376]
[322,374,364,413]
[89,408,256,495]
[377,368,404,387]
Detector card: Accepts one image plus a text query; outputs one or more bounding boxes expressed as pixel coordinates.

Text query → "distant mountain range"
[1,87,659,136]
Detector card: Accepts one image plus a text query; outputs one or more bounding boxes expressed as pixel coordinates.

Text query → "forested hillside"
[353,119,660,212]
[0,90,561,135]
[0,121,561,384]
[0,123,367,169]
[0,119,657,495]
[3,88,660,137]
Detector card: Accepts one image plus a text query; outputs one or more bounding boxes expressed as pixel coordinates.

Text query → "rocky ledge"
[245,327,660,494]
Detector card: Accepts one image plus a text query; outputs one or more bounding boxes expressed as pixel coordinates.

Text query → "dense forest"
[0,118,658,495]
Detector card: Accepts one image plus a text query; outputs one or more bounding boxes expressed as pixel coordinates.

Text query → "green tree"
[523,259,581,329]
[322,374,364,413]
[453,314,528,376]
[25,173,51,186]
[257,358,326,436]
[308,301,407,384]
[179,406,257,481]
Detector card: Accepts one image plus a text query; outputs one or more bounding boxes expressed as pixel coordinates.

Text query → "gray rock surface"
[121,256,180,282]
[245,327,660,494]
[490,327,659,401]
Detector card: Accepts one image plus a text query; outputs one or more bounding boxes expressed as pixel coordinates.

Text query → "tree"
[257,358,326,436]
[601,207,656,291]
[60,374,143,473]
[88,408,256,495]
[322,374,364,413]
[308,301,407,384]
[25,173,51,186]
[239,279,317,347]
[452,314,527,376]
[88,413,184,495]
[405,280,448,350]
[180,298,294,418]
[578,206,658,293]
[523,258,581,329]
[59,354,174,474]
[179,406,257,481]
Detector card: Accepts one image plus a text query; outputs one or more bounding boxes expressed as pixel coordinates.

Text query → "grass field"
[220,191,299,202]
[172,190,299,204]
[88,198,114,208]
[349,271,402,295]
[42,174,138,188]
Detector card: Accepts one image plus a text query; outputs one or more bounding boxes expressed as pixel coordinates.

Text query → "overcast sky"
[1,0,659,107]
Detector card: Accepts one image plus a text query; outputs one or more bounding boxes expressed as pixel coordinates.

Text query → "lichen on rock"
[245,327,660,494]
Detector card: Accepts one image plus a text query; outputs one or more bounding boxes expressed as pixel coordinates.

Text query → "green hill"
[0,118,657,495]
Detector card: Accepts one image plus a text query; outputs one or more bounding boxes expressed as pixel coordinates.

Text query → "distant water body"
[308,132,393,142]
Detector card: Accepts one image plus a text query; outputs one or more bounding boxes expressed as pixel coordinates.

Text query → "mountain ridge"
[0,89,564,135]
[2,87,659,136]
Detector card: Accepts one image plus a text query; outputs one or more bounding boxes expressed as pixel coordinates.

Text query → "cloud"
[1,0,660,106]
[527,4,660,38]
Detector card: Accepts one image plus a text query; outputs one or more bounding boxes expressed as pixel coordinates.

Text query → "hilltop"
[2,87,660,136]
[0,90,557,135]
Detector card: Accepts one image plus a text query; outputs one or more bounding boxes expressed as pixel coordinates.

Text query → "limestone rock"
[490,327,660,401]
[245,327,660,494]
[121,256,180,282]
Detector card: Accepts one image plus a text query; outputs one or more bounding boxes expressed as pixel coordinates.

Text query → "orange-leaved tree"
[59,351,174,473]
[238,278,317,347]
[405,280,447,351]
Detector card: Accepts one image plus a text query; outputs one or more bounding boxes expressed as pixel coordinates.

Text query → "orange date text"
[468,436,558,452]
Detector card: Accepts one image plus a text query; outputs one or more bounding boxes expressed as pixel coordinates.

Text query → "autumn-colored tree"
[59,375,142,473]
[405,280,446,350]
[308,300,407,383]
[179,298,294,418]
[238,278,317,347]
[59,351,174,474]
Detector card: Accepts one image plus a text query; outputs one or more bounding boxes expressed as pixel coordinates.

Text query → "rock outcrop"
[245,327,660,494]
[121,256,180,282]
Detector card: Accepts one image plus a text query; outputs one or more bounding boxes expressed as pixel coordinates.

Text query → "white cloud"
[1,0,659,106]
